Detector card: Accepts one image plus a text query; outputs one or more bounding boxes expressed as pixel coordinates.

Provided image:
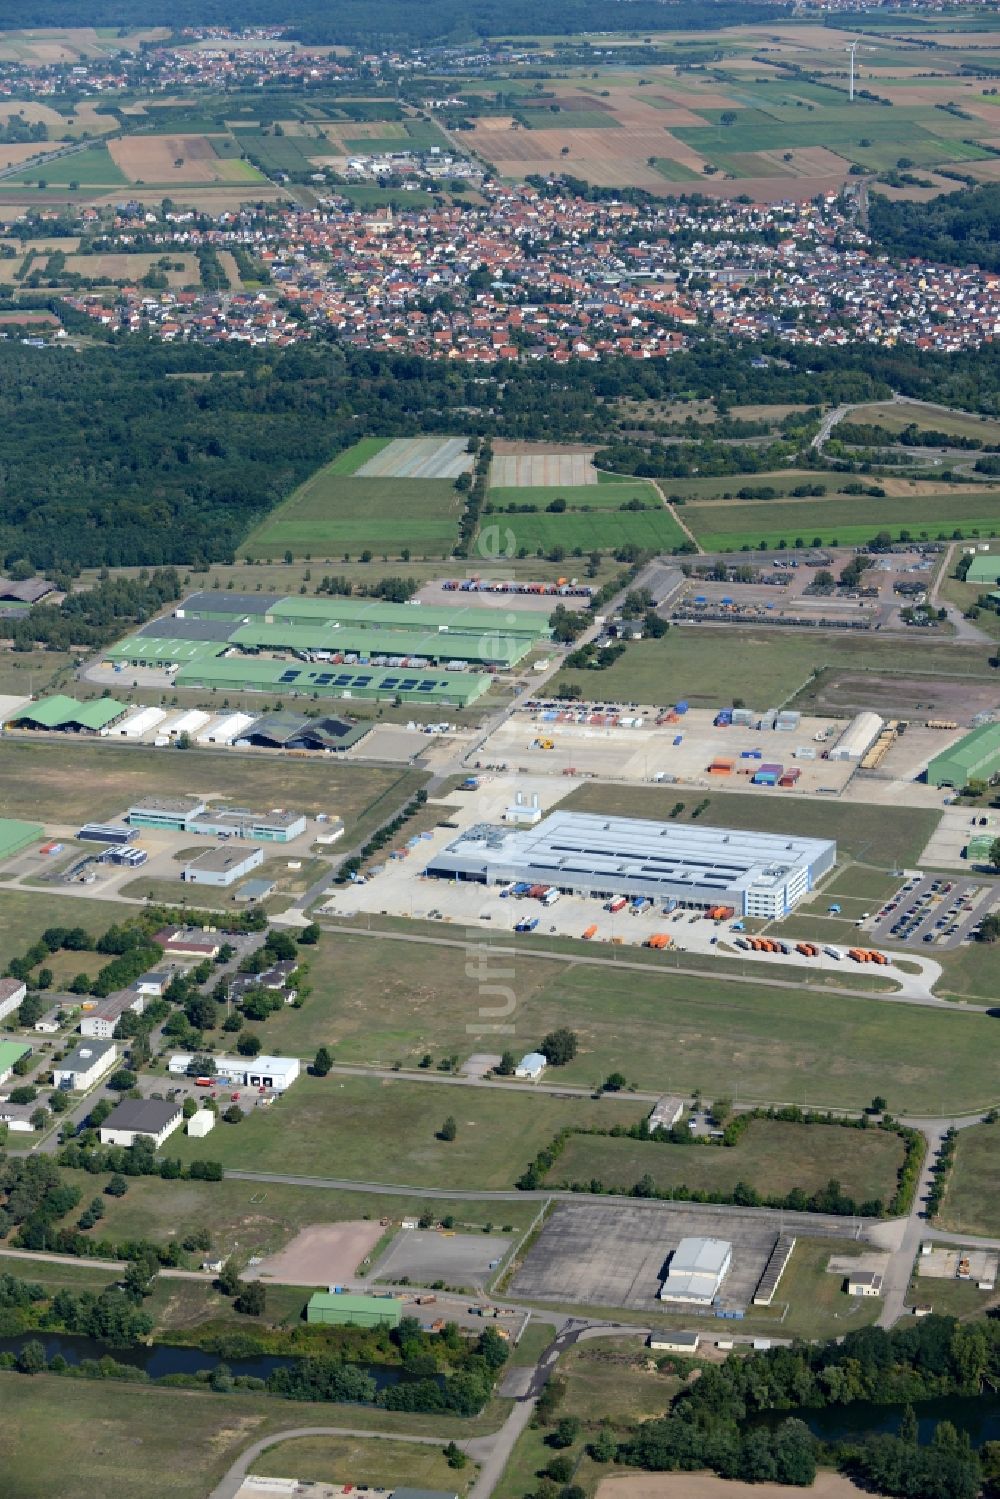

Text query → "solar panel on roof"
[417,681,435,692]
[354,676,372,685]
[399,678,418,690]
[334,674,352,685]
[279,670,299,683]
[314,673,333,684]
[381,677,399,688]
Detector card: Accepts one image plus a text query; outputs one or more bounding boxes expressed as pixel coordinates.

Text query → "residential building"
[0,977,26,1022]
[53,1040,117,1091]
[80,988,145,1040]
[0,1041,31,1086]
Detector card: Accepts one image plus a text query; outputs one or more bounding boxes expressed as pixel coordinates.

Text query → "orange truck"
[645,933,672,950]
[582,924,598,940]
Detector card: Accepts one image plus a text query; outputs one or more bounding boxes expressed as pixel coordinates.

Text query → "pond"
[0,1332,419,1388]
[752,1391,1000,1449]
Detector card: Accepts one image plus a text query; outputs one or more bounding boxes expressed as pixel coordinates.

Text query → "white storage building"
[659,1237,732,1305]
[828,712,884,762]
[113,706,167,740]
[99,1097,183,1149]
[187,1109,215,1138]
[168,1051,300,1093]
[166,708,211,738]
[0,978,27,1022]
[196,712,257,746]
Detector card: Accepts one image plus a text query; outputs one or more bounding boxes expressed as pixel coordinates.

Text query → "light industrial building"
[659,1237,733,1305]
[927,723,1000,789]
[53,1040,118,1091]
[828,712,884,762]
[99,1097,183,1149]
[427,811,835,919]
[128,795,306,843]
[306,1291,402,1328]
[182,844,265,888]
[167,1052,300,1092]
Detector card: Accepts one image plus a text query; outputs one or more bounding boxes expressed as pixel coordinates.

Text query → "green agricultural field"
[0,739,424,835]
[548,1119,904,1205]
[325,436,392,475]
[483,506,686,555]
[651,156,703,181]
[937,1122,1000,1237]
[343,119,449,152]
[231,126,325,175]
[562,782,937,868]
[243,469,462,557]
[488,481,659,508]
[57,1171,537,1262]
[174,1074,642,1186]
[5,144,126,185]
[684,491,1000,552]
[520,109,620,128]
[549,623,995,714]
[334,185,435,208]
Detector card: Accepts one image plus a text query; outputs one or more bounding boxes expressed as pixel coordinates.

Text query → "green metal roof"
[966,554,1000,585]
[0,1041,31,1072]
[12,695,128,730]
[927,723,1000,785]
[967,833,997,861]
[230,620,524,666]
[307,1292,401,1316]
[267,594,549,640]
[105,636,228,666]
[0,819,43,859]
[176,655,488,706]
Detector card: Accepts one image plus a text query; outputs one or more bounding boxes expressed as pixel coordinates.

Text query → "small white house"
[649,1331,700,1353]
[515,1051,547,1081]
[53,1040,117,1092]
[846,1270,883,1298]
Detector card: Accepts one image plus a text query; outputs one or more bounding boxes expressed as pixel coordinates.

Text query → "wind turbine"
[845,40,860,102]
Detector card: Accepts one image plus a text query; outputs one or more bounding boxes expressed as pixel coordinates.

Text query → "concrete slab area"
[371,1227,511,1288]
[250,1222,387,1286]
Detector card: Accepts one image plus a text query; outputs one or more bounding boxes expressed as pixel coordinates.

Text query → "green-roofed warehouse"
[176,655,489,707]
[229,620,525,668]
[265,595,549,641]
[306,1291,402,1328]
[966,553,1000,587]
[927,724,1000,789]
[0,1040,32,1083]
[0,818,43,860]
[10,696,129,733]
[104,637,228,670]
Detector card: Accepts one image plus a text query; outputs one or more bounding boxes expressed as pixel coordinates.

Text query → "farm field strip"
[354,435,473,480]
[684,491,1000,550]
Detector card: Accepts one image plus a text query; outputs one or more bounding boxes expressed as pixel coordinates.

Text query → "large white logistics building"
[426,810,835,920]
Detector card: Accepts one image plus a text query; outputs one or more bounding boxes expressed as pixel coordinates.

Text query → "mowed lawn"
[547,1119,904,1204]
[174,1074,644,1187]
[252,1435,474,1492]
[246,931,997,1114]
[684,490,1000,551]
[243,465,462,557]
[562,783,938,867]
[938,1123,1000,1236]
[0,738,423,834]
[549,623,996,711]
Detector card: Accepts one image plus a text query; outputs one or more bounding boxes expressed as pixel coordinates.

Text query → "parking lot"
[510,1201,861,1313]
[866,872,998,950]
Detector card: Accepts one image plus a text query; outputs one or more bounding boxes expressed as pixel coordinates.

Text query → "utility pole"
[846,41,859,102]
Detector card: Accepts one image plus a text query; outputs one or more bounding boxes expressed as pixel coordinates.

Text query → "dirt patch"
[794,671,999,724]
[596,1475,868,1499]
[250,1221,387,1286]
[109,134,237,183]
